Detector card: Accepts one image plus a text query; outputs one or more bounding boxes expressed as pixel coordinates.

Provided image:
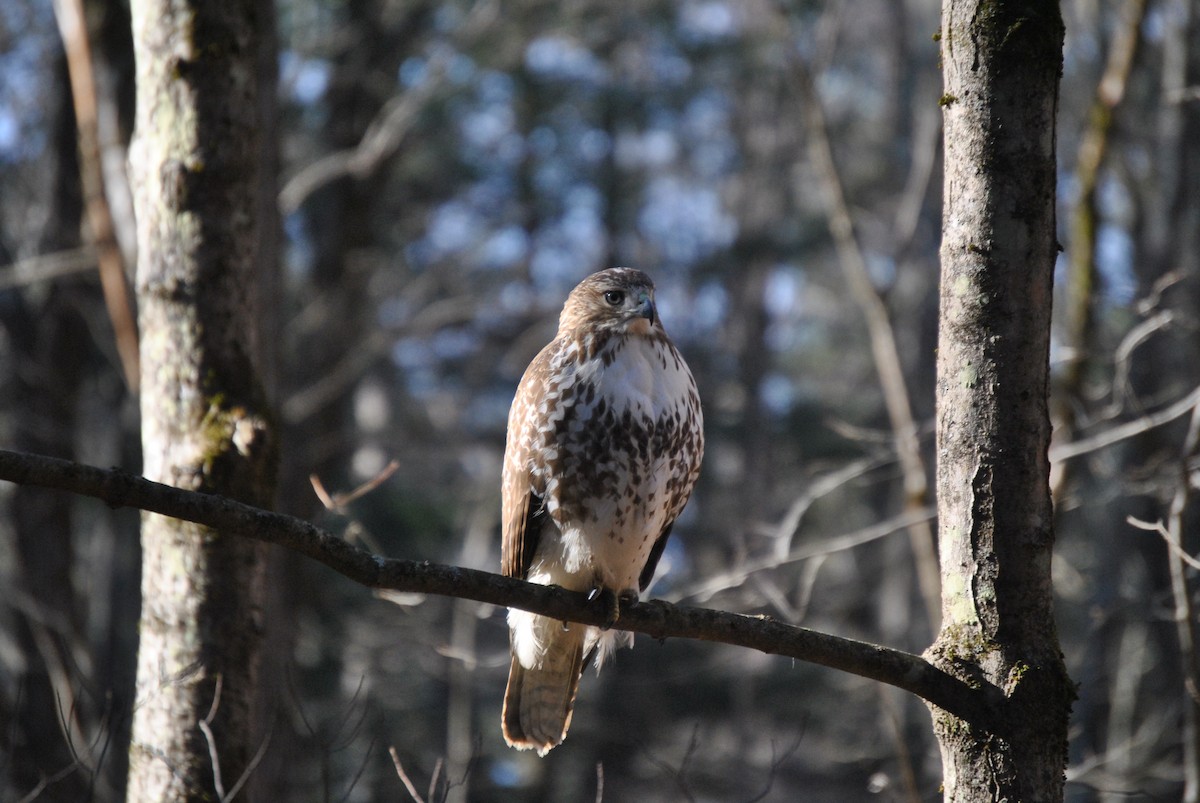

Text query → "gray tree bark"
[928,1,1074,800]
[126,0,277,799]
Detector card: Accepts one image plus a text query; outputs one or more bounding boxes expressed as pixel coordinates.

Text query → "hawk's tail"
[502,621,587,755]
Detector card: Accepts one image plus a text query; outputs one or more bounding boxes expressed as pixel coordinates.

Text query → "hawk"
[501,268,704,755]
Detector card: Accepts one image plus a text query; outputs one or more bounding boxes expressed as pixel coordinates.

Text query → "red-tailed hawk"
[501,268,704,754]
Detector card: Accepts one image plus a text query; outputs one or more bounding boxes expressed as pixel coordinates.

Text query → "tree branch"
[791,55,941,632]
[0,448,1000,726]
[52,0,140,392]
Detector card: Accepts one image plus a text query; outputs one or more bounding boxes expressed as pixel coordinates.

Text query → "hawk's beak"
[637,294,657,327]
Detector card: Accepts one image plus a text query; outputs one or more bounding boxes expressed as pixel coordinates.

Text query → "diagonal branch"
[1055,0,1149,503]
[1050,383,1200,463]
[52,0,140,392]
[277,0,500,215]
[0,448,1000,728]
[791,58,941,631]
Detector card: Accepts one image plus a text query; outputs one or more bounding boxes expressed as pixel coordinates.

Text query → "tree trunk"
[928,2,1074,800]
[126,1,277,800]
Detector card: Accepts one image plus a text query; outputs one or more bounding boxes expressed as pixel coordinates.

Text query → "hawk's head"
[559,268,659,337]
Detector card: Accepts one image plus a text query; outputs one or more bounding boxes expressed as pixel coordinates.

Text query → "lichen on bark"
[126,1,277,800]
[928,0,1073,800]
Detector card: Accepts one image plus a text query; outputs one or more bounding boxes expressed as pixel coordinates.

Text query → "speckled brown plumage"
[501,268,704,755]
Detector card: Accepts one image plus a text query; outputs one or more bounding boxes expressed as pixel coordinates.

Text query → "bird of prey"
[500,268,704,755]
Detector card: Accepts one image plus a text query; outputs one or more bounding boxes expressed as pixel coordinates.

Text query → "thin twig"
[13,610,96,778]
[770,457,888,561]
[198,675,226,801]
[223,729,272,803]
[642,724,700,803]
[678,505,936,604]
[0,248,98,290]
[1126,516,1200,571]
[312,461,400,511]
[336,733,378,803]
[15,763,81,803]
[278,72,445,214]
[1167,400,1200,795]
[1111,310,1175,412]
[427,756,444,803]
[744,735,804,803]
[1051,384,1200,463]
[390,747,427,803]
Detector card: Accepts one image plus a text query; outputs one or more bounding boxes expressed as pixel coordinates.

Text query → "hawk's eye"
[603,290,625,307]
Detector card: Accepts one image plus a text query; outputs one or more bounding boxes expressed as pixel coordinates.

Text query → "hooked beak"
[637,293,657,327]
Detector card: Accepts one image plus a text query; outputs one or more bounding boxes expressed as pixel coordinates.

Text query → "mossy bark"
[126,1,277,800]
[930,1,1074,800]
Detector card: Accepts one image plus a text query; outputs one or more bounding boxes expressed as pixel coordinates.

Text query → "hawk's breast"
[546,332,703,589]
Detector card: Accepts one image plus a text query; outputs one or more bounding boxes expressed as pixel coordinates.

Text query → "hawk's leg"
[588,587,640,629]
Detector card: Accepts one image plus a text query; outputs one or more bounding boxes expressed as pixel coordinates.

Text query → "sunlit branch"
[52,0,140,392]
[0,448,999,728]
[671,505,935,605]
[1050,384,1200,463]
[0,248,98,290]
[791,54,941,631]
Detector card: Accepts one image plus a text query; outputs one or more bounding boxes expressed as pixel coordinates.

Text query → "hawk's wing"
[501,341,556,580]
[502,483,543,580]
[638,522,673,591]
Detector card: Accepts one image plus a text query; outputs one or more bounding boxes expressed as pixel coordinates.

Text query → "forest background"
[1,0,1199,800]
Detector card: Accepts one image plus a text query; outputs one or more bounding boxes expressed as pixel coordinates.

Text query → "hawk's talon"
[590,587,621,630]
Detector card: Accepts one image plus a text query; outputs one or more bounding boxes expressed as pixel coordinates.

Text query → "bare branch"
[52,0,140,391]
[8,598,98,780]
[277,0,500,215]
[337,733,378,803]
[0,248,98,290]
[312,460,400,510]
[1165,85,1200,103]
[198,676,227,801]
[427,757,444,803]
[1127,516,1200,572]
[1166,402,1200,793]
[678,505,936,605]
[0,448,1000,727]
[1112,310,1175,411]
[767,456,886,561]
[14,762,82,803]
[792,54,940,630]
[223,731,272,803]
[389,747,427,803]
[277,75,443,215]
[642,724,701,803]
[195,678,272,801]
[1051,384,1200,463]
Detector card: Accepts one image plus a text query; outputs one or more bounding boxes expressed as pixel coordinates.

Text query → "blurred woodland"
[1,0,1199,800]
